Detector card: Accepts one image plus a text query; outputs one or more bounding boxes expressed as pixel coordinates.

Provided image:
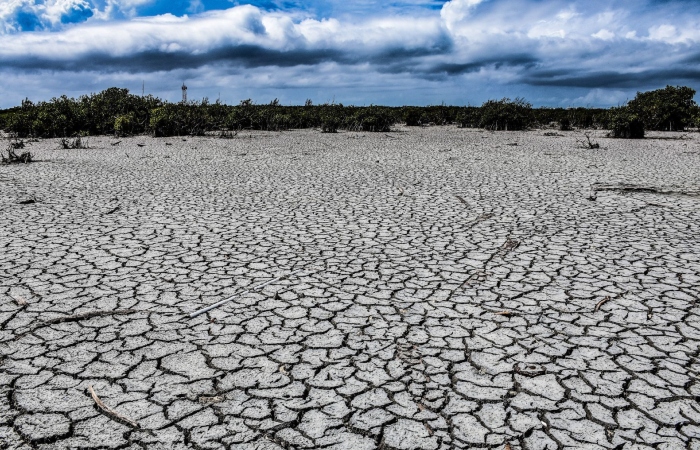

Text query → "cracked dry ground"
[1,128,699,450]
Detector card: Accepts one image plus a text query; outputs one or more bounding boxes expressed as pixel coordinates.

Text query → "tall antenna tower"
[142,81,144,97]
[181,83,188,102]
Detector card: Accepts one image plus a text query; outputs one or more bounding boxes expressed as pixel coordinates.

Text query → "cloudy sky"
[1,0,699,108]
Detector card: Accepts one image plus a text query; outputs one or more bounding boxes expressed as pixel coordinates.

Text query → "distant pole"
[182,83,188,102]
[142,81,144,97]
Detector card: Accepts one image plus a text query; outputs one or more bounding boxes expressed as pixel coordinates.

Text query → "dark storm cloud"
[1,46,350,72]
[524,68,700,88]
[428,55,539,75]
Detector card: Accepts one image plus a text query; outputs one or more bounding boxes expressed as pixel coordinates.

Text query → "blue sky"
[1,0,699,108]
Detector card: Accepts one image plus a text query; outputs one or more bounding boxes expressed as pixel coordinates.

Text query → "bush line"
[0,86,697,138]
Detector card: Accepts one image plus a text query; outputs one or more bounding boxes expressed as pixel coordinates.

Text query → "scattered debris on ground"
[576,132,600,149]
[60,136,89,149]
[595,296,612,311]
[88,385,139,428]
[592,183,700,197]
[2,142,32,164]
[17,196,37,204]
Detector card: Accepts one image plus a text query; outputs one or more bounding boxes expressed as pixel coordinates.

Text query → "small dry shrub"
[2,140,32,164]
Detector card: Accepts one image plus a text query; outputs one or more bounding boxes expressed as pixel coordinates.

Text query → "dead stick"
[189,269,305,318]
[14,309,141,340]
[88,385,139,428]
[105,205,121,215]
[455,195,469,206]
[595,296,611,312]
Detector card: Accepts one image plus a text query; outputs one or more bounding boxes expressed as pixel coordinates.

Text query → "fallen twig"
[594,296,612,312]
[40,309,140,326]
[88,385,139,428]
[14,309,141,340]
[455,195,469,206]
[105,205,121,215]
[189,269,306,317]
[110,141,122,146]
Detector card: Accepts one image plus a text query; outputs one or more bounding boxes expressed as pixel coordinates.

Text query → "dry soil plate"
[1,127,699,449]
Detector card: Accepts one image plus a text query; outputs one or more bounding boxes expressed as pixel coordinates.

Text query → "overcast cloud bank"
[1,0,699,107]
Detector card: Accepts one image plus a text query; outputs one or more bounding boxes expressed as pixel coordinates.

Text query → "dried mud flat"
[1,127,699,450]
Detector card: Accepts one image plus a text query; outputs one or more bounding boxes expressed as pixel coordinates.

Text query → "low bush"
[608,107,645,139]
[114,113,136,136]
[2,141,32,164]
[479,98,534,131]
[2,85,694,138]
[627,85,697,131]
[60,135,89,149]
[456,108,480,128]
[347,106,395,132]
[559,118,572,131]
[403,108,423,126]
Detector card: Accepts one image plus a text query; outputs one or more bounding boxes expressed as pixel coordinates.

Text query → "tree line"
[0,86,697,138]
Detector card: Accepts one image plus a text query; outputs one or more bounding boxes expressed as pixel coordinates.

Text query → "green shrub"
[691,106,700,130]
[479,98,534,131]
[3,85,692,138]
[149,107,174,137]
[321,118,339,133]
[403,108,423,126]
[319,104,343,133]
[559,117,572,131]
[267,113,293,131]
[114,113,135,136]
[456,108,480,128]
[347,106,395,132]
[627,85,697,131]
[609,107,645,138]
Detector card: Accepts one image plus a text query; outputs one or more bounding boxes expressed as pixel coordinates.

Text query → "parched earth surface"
[1,127,699,450]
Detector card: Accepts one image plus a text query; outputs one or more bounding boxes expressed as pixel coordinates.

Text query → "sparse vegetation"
[479,98,533,131]
[2,140,32,164]
[577,132,600,149]
[60,135,89,149]
[347,106,394,132]
[403,107,423,126]
[0,86,695,138]
[608,107,645,139]
[559,118,572,131]
[627,85,697,131]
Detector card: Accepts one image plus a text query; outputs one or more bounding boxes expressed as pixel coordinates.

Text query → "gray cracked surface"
[1,127,700,449]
